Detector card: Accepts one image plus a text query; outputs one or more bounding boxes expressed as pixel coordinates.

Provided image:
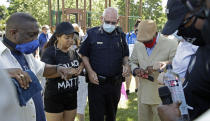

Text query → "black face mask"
[201,10,210,45]
[177,17,206,46]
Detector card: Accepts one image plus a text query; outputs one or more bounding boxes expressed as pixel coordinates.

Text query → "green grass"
[116,93,138,121]
[79,92,138,121]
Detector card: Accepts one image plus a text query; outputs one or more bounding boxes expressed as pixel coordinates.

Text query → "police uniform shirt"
[184,46,210,120]
[79,26,129,77]
[41,46,81,97]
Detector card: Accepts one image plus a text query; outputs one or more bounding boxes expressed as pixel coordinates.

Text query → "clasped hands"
[6,66,83,90]
[134,66,153,79]
[57,66,83,81]
[134,61,168,79]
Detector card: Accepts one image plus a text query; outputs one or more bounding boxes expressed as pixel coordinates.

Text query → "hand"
[70,68,79,76]
[88,70,99,85]
[57,66,76,81]
[157,72,165,85]
[6,68,32,89]
[146,66,154,74]
[153,61,168,71]
[157,102,182,121]
[122,65,130,77]
[134,68,147,77]
[75,67,83,76]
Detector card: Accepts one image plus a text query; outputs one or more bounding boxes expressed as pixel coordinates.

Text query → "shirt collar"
[0,41,9,55]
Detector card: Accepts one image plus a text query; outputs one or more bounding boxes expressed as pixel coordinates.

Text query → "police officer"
[79,7,129,121]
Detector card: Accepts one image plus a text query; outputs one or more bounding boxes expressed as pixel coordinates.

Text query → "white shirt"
[0,41,45,121]
[172,40,198,79]
[0,69,21,121]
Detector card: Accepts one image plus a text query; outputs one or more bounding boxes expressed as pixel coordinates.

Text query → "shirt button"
[32,115,35,118]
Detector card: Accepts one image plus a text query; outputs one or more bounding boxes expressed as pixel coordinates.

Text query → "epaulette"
[87,26,100,33]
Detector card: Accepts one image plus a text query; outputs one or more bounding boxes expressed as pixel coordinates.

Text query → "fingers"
[76,68,82,75]
[89,72,99,85]
[160,65,166,70]
[64,70,73,81]
[89,76,99,85]
[122,71,130,77]
[15,74,25,89]
[122,65,131,77]
[93,73,99,85]
[14,72,31,89]
[159,62,168,70]
[58,67,74,81]
[175,101,182,107]
[20,74,27,89]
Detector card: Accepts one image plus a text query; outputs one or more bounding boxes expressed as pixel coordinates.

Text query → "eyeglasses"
[104,20,117,25]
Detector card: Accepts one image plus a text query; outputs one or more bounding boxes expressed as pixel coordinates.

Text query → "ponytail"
[44,33,57,49]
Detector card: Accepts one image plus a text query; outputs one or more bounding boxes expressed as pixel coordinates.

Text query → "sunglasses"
[104,20,117,25]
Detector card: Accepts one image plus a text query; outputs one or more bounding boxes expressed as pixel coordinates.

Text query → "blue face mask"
[15,39,39,54]
[103,23,116,33]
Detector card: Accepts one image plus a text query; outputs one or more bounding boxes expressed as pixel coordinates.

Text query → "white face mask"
[103,23,116,33]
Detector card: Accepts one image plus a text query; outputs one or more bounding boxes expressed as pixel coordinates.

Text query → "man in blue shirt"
[38,25,49,56]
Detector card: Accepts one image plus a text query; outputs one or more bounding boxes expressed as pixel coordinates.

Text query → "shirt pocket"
[94,41,107,49]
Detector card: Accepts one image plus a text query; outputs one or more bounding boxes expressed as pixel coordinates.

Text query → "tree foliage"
[1,0,166,32]
[117,0,166,30]
[0,5,9,31]
[7,0,49,26]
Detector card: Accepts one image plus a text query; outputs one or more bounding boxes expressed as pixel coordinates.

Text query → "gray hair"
[102,7,119,18]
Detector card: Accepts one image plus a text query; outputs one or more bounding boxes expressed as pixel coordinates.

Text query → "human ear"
[9,29,18,40]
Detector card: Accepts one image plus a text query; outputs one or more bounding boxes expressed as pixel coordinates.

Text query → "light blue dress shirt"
[146,33,160,56]
[172,40,198,79]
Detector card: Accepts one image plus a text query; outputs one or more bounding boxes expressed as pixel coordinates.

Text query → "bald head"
[5,12,39,44]
[6,12,37,30]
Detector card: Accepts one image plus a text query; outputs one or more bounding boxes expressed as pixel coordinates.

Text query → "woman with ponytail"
[41,22,83,121]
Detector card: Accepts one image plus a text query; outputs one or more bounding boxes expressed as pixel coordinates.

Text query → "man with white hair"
[79,7,129,121]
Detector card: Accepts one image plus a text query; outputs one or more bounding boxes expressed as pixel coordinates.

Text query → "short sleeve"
[41,47,56,65]
[75,50,82,63]
[122,33,129,57]
[38,34,43,48]
[32,57,45,78]
[79,33,91,57]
